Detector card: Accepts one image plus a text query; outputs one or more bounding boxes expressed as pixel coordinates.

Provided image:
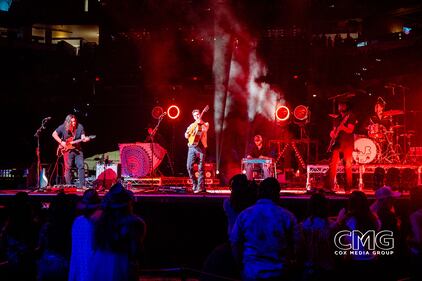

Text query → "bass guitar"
[326,114,349,153]
[187,105,209,146]
[57,135,96,156]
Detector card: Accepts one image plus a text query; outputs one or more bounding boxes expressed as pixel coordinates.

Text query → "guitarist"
[184,108,209,193]
[52,114,90,188]
[326,100,357,193]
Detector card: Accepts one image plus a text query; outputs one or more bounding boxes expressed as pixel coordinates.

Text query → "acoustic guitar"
[57,135,96,156]
[40,167,48,188]
[187,105,209,146]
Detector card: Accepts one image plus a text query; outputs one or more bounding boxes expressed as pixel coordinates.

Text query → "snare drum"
[353,137,380,164]
[368,123,387,140]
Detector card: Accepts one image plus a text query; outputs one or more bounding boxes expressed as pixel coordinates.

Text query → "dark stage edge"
[0,185,403,201]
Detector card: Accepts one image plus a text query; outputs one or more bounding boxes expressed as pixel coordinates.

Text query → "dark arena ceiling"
[0,0,422,172]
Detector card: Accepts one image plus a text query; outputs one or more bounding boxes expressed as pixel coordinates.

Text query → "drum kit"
[353,109,413,164]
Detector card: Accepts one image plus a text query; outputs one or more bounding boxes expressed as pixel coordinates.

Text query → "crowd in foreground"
[0,176,422,281]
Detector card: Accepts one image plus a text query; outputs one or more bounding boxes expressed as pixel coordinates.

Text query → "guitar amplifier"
[193,163,216,178]
[96,163,120,189]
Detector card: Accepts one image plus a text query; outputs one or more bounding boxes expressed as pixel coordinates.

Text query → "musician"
[185,109,209,193]
[245,135,273,180]
[326,100,357,192]
[364,98,391,140]
[52,114,90,187]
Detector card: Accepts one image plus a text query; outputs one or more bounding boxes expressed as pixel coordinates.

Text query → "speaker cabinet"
[193,163,216,178]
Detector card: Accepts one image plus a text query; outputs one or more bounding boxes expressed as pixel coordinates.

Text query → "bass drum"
[353,137,380,164]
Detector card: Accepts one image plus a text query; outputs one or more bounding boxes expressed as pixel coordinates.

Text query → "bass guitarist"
[326,99,357,193]
[52,114,91,188]
[184,107,209,193]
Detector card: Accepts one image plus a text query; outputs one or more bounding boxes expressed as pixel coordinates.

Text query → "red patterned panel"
[119,143,166,178]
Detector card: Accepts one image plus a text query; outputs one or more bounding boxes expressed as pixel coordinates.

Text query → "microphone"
[159,112,167,118]
[41,117,52,129]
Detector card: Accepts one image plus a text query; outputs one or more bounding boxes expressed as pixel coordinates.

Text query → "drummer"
[365,97,391,141]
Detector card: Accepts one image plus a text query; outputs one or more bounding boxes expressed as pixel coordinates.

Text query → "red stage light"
[151,106,164,119]
[167,105,180,119]
[276,105,290,121]
[293,105,309,121]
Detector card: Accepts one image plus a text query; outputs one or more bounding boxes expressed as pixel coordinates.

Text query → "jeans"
[187,145,206,191]
[326,143,353,191]
[63,150,85,187]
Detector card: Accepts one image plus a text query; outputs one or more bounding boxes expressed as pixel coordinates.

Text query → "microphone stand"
[148,113,165,190]
[101,154,109,191]
[33,118,50,190]
[387,84,409,162]
[402,86,408,162]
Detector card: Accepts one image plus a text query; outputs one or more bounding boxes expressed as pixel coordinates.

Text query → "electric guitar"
[57,135,96,156]
[326,114,350,153]
[187,105,209,146]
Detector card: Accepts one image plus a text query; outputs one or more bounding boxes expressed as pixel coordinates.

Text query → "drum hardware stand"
[402,133,415,164]
[385,83,410,163]
[382,127,402,163]
[380,141,401,164]
[358,164,364,191]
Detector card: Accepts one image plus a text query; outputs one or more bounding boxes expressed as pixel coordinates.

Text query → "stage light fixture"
[275,105,290,121]
[167,105,180,119]
[151,106,164,119]
[293,105,309,121]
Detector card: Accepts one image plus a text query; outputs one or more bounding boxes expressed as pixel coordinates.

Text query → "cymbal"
[391,124,404,130]
[400,133,415,138]
[383,110,404,117]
